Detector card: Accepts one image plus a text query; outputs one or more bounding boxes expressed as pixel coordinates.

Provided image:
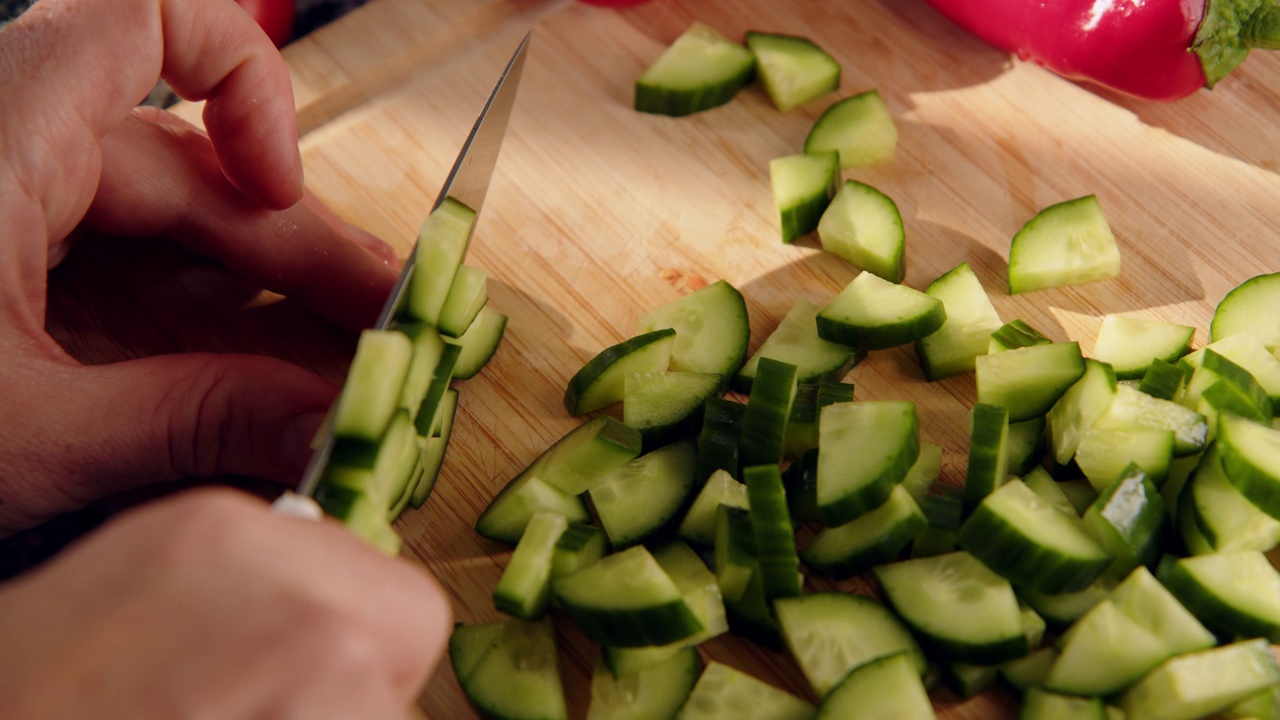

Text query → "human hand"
[0,0,400,534]
[0,487,452,718]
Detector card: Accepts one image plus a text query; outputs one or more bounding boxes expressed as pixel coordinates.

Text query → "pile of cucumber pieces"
[313,197,509,554]
[450,20,1280,720]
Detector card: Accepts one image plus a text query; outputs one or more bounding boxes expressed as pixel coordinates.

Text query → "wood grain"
[155,0,1280,716]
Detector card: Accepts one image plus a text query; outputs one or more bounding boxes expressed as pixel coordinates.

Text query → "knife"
[274,32,531,519]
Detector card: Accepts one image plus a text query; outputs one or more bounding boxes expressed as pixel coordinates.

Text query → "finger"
[84,109,398,332]
[0,0,300,250]
[0,353,335,533]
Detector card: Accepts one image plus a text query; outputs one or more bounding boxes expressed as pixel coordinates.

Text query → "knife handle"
[271,491,324,520]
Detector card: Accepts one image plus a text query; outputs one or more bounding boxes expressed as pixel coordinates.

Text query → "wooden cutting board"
[154,0,1280,716]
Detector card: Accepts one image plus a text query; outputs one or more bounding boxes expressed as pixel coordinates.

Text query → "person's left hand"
[0,0,400,535]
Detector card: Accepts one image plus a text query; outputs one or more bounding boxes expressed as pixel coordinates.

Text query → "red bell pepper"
[923,0,1280,101]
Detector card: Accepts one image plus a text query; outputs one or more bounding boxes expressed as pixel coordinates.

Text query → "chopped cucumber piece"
[1007,415,1049,476]
[1184,446,1280,554]
[676,662,815,719]
[713,504,756,603]
[407,196,477,325]
[770,151,840,243]
[958,478,1112,594]
[475,436,593,545]
[538,416,643,495]
[450,620,505,686]
[589,648,701,720]
[816,652,935,719]
[963,403,1011,515]
[817,400,920,526]
[744,464,803,601]
[553,545,703,648]
[1160,550,1280,641]
[976,342,1086,423]
[565,329,676,416]
[589,440,698,549]
[1218,413,1280,519]
[1074,426,1174,493]
[1139,358,1189,401]
[1118,639,1280,720]
[623,371,721,449]
[551,523,608,579]
[408,388,458,508]
[874,551,1028,665]
[1007,195,1121,294]
[744,31,840,111]
[990,319,1053,353]
[493,510,569,620]
[801,485,926,578]
[1091,314,1194,380]
[677,468,749,547]
[1093,384,1207,457]
[695,397,745,483]
[1081,466,1165,575]
[448,305,507,380]
[1047,359,1118,466]
[637,279,751,386]
[454,617,567,720]
[804,90,897,168]
[735,299,858,394]
[332,329,414,442]
[1021,688,1105,720]
[817,271,946,350]
[635,22,755,117]
[739,357,799,468]
[1211,272,1280,351]
[394,322,445,423]
[1188,334,1280,403]
[775,592,926,698]
[783,381,856,458]
[916,262,1004,381]
[437,263,488,338]
[817,179,906,282]
[412,341,460,437]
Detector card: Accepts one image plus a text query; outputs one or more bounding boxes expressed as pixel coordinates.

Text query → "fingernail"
[345,222,400,267]
[281,409,330,473]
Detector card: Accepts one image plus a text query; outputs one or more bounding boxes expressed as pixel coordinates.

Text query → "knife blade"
[286,32,531,505]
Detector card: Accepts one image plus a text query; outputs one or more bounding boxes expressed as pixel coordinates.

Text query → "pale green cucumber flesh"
[1007,195,1120,295]
[817,179,905,282]
[804,90,897,168]
[744,31,840,111]
[635,21,755,117]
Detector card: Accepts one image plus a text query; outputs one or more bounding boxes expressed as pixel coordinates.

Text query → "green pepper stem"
[1243,2,1280,50]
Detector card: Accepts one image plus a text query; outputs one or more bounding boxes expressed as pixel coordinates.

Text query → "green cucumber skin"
[564,329,676,416]
[963,403,1011,516]
[739,357,799,469]
[559,599,703,650]
[801,486,927,578]
[744,464,804,601]
[695,397,746,483]
[1160,553,1280,642]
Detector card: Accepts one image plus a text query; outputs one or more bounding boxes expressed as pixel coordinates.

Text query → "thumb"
[2,352,336,532]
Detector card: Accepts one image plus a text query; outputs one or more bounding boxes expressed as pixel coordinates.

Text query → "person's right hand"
[0,487,451,718]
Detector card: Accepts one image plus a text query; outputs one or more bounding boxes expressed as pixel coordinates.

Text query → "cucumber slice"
[589,648,701,720]
[739,357,799,468]
[775,593,927,698]
[676,661,815,719]
[551,523,608,579]
[1000,646,1059,693]
[958,478,1112,594]
[734,299,858,394]
[1022,465,1080,519]
[455,617,567,720]
[553,545,703,648]
[408,388,458,508]
[1007,195,1121,295]
[448,305,508,380]
[1021,688,1105,720]
[770,151,840,243]
[816,652,935,719]
[816,179,906,282]
[874,551,1028,665]
[1091,314,1194,380]
[475,439,592,545]
[328,408,419,511]
[801,485,926,578]
[1047,359,1118,466]
[782,446,823,524]
[450,620,505,685]
[413,341,461,437]
[589,440,698,549]
[989,319,1053,353]
[1045,599,1171,697]
[1211,272,1280,351]
[1160,551,1280,641]
[816,271,947,350]
[901,441,945,505]
[744,464,803,601]
[538,416,643,495]
[565,329,677,416]
[493,509,569,620]
[637,279,751,386]
[623,371,722,449]
[437,263,488,338]
[1108,566,1215,657]
[1007,416,1049,477]
[713,504,756,603]
[942,661,1000,700]
[314,483,401,555]
[332,329,414,442]
[1018,576,1114,629]
[407,196,477,325]
[1075,426,1174,493]
[634,22,755,117]
[1218,413,1280,519]
[975,342,1086,423]
[393,322,445,422]
[602,541,728,677]
[1185,446,1280,554]
[677,468,749,547]
[695,397,745,483]
[817,400,920,526]
[916,262,1004,381]
[1093,384,1207,457]
[1081,465,1165,575]
[963,402,1011,515]
[782,381,856,459]
[1190,334,1280,404]
[1138,358,1190,401]
[1118,639,1280,720]
[744,31,840,111]
[1182,349,1273,421]
[804,90,897,168]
